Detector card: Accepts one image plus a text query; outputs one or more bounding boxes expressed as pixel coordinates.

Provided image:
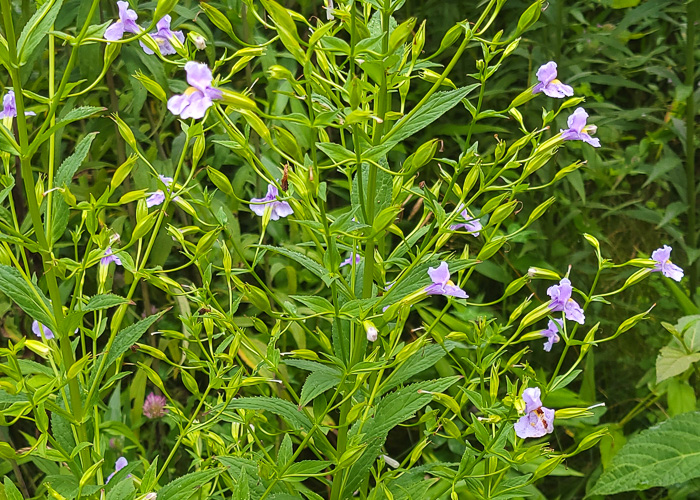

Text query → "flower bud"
[190,33,206,50]
[363,321,378,342]
[527,267,560,280]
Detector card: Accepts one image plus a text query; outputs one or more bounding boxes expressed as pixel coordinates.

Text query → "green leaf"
[157,468,223,500]
[290,295,334,314]
[380,341,459,394]
[51,133,98,242]
[81,294,131,313]
[224,397,313,431]
[588,412,700,496]
[299,370,342,406]
[2,476,23,500]
[35,107,105,148]
[371,84,479,155]
[656,346,700,383]
[17,0,64,64]
[282,460,332,481]
[103,312,165,371]
[260,0,305,63]
[0,265,55,332]
[317,143,355,164]
[256,245,333,287]
[351,162,392,224]
[343,377,460,496]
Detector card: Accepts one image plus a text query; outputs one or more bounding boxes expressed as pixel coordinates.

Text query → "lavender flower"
[139,15,185,56]
[547,278,585,324]
[104,1,141,41]
[514,387,555,439]
[425,262,468,299]
[533,61,574,98]
[143,392,168,418]
[651,245,684,282]
[560,108,601,147]
[106,457,128,483]
[0,90,36,119]
[540,318,563,352]
[146,175,179,208]
[340,254,361,267]
[450,206,482,237]
[167,62,223,119]
[249,184,294,221]
[32,320,54,340]
[101,247,122,266]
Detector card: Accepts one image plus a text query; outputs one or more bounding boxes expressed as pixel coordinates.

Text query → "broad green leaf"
[256,245,333,286]
[17,0,64,64]
[282,460,332,481]
[351,162,392,224]
[290,295,334,314]
[34,107,105,149]
[656,346,700,383]
[589,412,700,496]
[2,477,23,500]
[157,469,223,499]
[0,265,55,332]
[260,0,305,63]
[380,340,459,394]
[299,370,342,406]
[102,312,165,371]
[316,142,355,164]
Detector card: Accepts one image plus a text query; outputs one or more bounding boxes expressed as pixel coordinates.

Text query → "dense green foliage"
[0,0,698,499]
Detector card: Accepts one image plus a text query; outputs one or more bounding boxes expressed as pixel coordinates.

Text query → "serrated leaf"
[0,265,55,332]
[81,294,130,313]
[589,412,700,496]
[283,460,332,481]
[17,0,64,64]
[157,468,223,499]
[299,370,342,406]
[2,477,23,500]
[351,162,392,224]
[35,107,105,148]
[656,346,700,383]
[103,312,165,371]
[224,397,313,431]
[380,341,459,394]
[343,377,460,496]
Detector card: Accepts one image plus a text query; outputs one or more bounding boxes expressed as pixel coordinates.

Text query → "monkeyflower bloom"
[450,206,482,237]
[106,457,128,483]
[167,62,222,119]
[249,184,294,220]
[146,175,180,208]
[101,247,122,266]
[0,90,36,119]
[104,1,141,41]
[140,15,184,56]
[547,278,585,324]
[533,61,574,98]
[340,254,361,267]
[425,262,468,299]
[540,318,563,352]
[561,108,601,147]
[514,387,555,439]
[143,392,168,418]
[32,320,54,340]
[651,245,684,282]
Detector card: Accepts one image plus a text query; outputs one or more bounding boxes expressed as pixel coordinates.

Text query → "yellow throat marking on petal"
[447,280,456,287]
[551,78,562,84]
[184,87,198,96]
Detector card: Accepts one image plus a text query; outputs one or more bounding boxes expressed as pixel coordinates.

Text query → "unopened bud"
[363,321,378,342]
[190,33,206,50]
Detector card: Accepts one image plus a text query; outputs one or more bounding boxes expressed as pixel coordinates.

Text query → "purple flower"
[0,90,36,119]
[101,247,122,266]
[533,61,574,98]
[340,254,361,267]
[143,392,168,418]
[514,387,555,439]
[450,206,482,237]
[104,1,141,41]
[425,262,468,299]
[167,62,223,119]
[249,184,294,221]
[560,108,601,147]
[106,457,128,483]
[139,15,185,56]
[540,318,563,352]
[146,175,179,208]
[547,278,585,324]
[651,245,684,282]
[32,320,54,340]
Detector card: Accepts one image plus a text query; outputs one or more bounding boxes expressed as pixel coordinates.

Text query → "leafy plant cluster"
[0,0,698,499]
